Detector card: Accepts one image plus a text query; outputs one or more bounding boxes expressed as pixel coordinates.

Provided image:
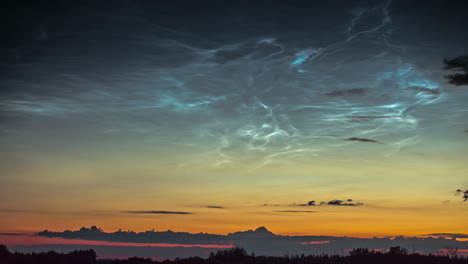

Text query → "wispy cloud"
[408,86,441,95]
[321,199,364,206]
[261,204,281,207]
[275,210,316,213]
[292,201,317,206]
[325,88,368,97]
[205,206,224,209]
[424,233,468,238]
[125,210,193,215]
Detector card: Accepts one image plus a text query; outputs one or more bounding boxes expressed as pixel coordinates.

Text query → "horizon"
[1,0,468,260]
[3,225,468,258]
[4,225,468,238]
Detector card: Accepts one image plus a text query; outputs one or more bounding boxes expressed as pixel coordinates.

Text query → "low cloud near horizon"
[424,233,468,238]
[24,225,468,258]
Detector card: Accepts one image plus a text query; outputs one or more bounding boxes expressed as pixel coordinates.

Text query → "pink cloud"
[0,234,233,249]
[297,241,331,245]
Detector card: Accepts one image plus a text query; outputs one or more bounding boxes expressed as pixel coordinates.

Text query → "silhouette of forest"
[2,245,468,264]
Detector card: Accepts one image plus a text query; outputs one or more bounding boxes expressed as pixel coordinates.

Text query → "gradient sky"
[1,0,468,242]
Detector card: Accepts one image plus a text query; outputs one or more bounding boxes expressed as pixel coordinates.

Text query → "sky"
[0,0,468,258]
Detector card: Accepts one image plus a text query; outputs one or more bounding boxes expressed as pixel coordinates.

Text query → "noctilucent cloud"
[0,0,467,250]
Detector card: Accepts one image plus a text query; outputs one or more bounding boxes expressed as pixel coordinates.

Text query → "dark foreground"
[2,245,468,264]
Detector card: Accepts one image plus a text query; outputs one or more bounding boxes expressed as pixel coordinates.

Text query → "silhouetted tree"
[0,245,96,264]
[210,247,250,263]
[3,245,468,264]
[388,246,408,256]
[349,248,375,256]
[0,244,11,264]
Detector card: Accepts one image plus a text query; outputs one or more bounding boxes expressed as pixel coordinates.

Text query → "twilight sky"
[1,0,468,252]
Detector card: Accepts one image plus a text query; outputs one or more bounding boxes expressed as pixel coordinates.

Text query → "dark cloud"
[455,189,468,201]
[465,130,468,133]
[443,54,468,85]
[325,88,367,97]
[320,199,364,206]
[292,200,316,206]
[37,226,227,245]
[424,233,468,238]
[261,204,280,207]
[274,210,316,213]
[344,116,403,120]
[291,199,365,207]
[205,206,224,209]
[35,225,468,258]
[125,210,192,215]
[345,137,382,144]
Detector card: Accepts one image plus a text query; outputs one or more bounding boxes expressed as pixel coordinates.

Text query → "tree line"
[2,245,468,264]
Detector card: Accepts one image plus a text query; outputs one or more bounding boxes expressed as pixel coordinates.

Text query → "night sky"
[1,0,468,258]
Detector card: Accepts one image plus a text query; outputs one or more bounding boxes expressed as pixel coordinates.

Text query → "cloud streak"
[274,210,316,213]
[321,199,364,206]
[424,233,468,238]
[291,199,365,207]
[295,201,317,206]
[325,88,368,97]
[345,137,382,144]
[125,210,193,215]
